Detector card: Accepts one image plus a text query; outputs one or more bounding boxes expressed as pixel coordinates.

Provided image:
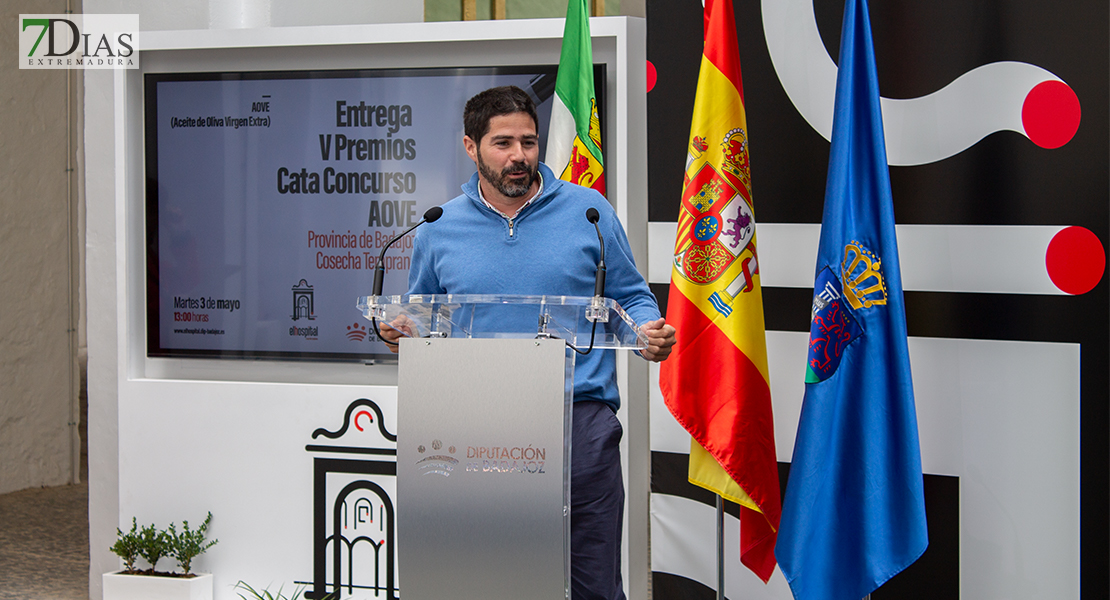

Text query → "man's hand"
[639,318,676,362]
[377,315,415,354]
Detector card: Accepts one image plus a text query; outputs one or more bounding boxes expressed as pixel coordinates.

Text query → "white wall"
[0,0,82,495]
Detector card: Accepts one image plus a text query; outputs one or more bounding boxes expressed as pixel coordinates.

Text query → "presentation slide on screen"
[148,68,557,358]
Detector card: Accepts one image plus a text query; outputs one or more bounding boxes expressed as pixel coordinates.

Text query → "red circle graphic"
[354,410,373,432]
[646,60,657,93]
[1045,226,1105,295]
[1022,80,1081,149]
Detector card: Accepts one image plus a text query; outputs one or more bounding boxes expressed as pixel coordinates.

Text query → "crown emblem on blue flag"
[841,241,888,310]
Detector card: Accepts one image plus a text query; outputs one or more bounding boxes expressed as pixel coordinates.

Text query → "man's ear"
[463,135,479,164]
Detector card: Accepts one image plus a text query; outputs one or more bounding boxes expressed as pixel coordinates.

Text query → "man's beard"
[478,152,538,198]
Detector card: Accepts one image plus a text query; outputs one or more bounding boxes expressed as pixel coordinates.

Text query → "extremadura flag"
[545,0,605,195]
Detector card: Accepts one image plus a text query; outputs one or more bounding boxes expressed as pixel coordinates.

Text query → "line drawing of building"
[293,279,316,321]
[304,398,398,599]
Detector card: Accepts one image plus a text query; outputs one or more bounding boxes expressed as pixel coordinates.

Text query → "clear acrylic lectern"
[356,294,649,600]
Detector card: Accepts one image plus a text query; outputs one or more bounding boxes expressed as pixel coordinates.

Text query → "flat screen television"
[145,65,606,361]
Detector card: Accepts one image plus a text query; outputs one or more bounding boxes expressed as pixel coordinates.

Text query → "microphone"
[570,207,606,356]
[586,207,606,298]
[370,205,441,347]
[372,206,443,297]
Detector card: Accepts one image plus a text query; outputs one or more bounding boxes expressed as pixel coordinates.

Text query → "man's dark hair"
[463,86,538,144]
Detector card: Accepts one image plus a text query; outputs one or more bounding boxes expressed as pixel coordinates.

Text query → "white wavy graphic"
[649,333,1081,599]
[761,0,1079,165]
[652,493,794,598]
[649,222,1077,295]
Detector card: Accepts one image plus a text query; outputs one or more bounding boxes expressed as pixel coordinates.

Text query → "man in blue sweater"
[382,86,675,600]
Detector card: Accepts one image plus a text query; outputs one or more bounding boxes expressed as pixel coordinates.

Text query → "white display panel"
[99,18,649,600]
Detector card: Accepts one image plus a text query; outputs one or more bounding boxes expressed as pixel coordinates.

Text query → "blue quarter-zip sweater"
[407,163,661,411]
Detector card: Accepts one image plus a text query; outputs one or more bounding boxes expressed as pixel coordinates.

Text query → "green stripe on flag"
[555,0,603,164]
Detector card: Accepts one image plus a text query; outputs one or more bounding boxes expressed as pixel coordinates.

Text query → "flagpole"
[716,495,725,600]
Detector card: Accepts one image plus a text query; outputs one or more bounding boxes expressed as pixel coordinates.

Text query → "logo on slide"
[346,321,368,342]
[291,279,316,321]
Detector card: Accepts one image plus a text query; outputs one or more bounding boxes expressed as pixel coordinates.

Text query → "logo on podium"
[415,440,459,477]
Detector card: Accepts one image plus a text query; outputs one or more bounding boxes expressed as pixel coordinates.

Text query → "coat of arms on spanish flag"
[659,0,781,583]
[545,0,606,195]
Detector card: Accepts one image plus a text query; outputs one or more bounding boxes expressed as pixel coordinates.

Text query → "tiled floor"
[0,482,89,600]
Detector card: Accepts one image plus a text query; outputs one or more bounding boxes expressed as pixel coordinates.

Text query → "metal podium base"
[397,338,573,600]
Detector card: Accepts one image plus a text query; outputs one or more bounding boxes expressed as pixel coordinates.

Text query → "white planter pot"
[103,571,213,600]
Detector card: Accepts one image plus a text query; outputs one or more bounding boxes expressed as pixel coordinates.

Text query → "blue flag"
[774,0,928,599]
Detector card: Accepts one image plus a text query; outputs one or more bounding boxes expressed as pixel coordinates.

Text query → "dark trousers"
[571,401,627,600]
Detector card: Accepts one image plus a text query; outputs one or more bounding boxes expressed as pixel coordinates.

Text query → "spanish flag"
[659,0,781,583]
[545,0,606,195]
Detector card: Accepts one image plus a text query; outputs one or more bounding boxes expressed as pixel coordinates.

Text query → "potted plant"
[104,512,219,600]
[233,581,306,600]
[233,581,339,600]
